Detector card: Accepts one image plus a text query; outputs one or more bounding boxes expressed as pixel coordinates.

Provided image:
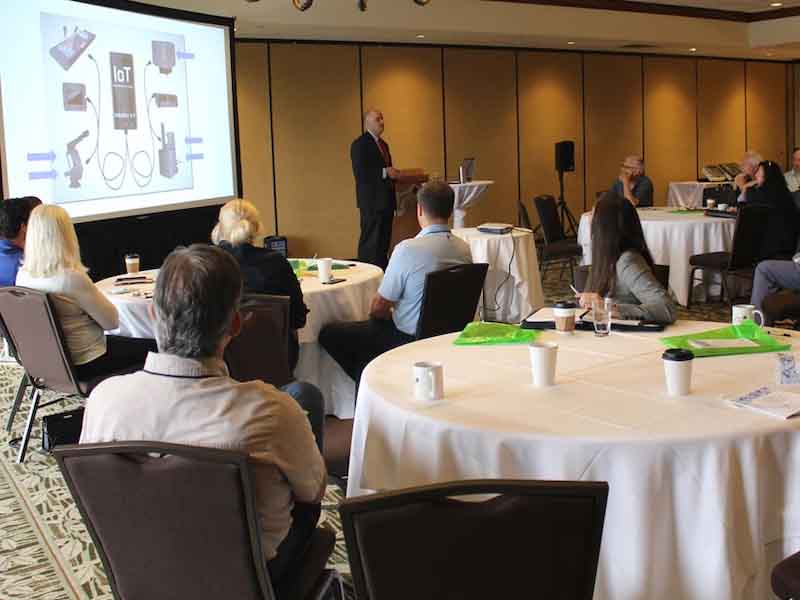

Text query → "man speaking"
[351,109,399,270]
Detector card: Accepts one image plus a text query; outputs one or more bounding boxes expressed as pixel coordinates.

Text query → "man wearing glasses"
[611,155,653,207]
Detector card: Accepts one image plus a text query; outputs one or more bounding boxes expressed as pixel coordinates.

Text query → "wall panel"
[644,57,698,206]
[518,51,584,222]
[584,54,643,206]
[444,48,517,227]
[746,61,788,167]
[270,43,361,258]
[235,43,275,235]
[361,46,444,246]
[698,59,746,171]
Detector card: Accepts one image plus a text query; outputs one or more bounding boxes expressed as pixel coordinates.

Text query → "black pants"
[267,501,322,584]
[319,318,415,387]
[358,209,394,270]
[74,336,156,381]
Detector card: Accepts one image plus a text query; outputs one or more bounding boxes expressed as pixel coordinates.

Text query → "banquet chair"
[224,293,292,389]
[772,549,800,599]
[534,195,582,282]
[573,264,670,293]
[763,290,800,328]
[517,200,533,230]
[0,312,31,436]
[54,442,343,600]
[339,479,608,600]
[0,287,137,463]
[686,204,770,308]
[415,263,488,338]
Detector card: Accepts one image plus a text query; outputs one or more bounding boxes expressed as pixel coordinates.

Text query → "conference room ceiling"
[141,0,800,59]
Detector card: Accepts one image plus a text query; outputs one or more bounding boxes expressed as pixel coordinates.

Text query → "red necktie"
[376,138,391,167]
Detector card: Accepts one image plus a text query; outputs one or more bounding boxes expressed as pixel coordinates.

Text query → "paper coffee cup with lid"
[662,348,694,397]
[553,301,578,334]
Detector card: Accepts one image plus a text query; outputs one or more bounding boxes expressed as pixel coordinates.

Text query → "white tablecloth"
[97,261,383,419]
[667,181,724,209]
[347,315,800,599]
[450,180,493,228]
[452,227,545,324]
[578,208,736,306]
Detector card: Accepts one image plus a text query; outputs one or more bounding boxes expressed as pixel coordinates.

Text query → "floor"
[0,270,737,599]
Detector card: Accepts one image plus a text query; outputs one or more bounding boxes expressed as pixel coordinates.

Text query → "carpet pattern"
[0,271,734,598]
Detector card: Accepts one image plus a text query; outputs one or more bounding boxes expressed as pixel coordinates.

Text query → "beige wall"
[644,57,698,206]
[236,42,792,252]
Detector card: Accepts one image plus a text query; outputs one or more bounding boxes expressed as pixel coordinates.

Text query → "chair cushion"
[773,550,800,599]
[542,240,582,260]
[689,251,730,269]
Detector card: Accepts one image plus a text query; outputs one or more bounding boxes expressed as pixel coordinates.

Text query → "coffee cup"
[732,304,764,326]
[124,253,140,274]
[552,301,577,334]
[662,348,694,397]
[717,203,729,211]
[317,258,333,283]
[706,199,716,209]
[413,361,444,403]
[529,341,558,388]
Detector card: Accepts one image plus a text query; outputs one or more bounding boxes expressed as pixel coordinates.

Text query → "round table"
[452,227,545,324]
[347,315,800,599]
[97,260,383,418]
[578,207,736,306]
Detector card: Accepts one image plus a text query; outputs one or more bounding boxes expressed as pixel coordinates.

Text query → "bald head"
[364,109,385,137]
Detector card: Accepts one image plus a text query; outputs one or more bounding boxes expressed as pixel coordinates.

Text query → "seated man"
[80,244,326,584]
[735,150,763,203]
[750,255,800,325]
[610,156,653,208]
[320,180,472,386]
[785,147,800,194]
[0,196,41,286]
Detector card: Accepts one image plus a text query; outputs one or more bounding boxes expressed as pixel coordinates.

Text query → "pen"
[570,284,580,296]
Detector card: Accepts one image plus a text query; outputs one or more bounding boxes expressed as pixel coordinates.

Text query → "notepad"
[729,386,800,419]
[689,338,759,350]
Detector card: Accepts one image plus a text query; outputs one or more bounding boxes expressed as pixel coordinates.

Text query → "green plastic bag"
[660,320,790,358]
[453,322,540,346]
[666,209,705,215]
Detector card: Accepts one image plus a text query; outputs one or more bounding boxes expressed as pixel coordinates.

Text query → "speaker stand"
[557,169,579,239]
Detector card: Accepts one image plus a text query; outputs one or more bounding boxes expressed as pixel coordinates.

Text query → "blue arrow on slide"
[185,137,203,145]
[27,151,56,162]
[177,51,195,60]
[186,153,204,161]
[29,169,57,180]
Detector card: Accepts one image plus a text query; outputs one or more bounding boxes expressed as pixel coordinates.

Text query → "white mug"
[413,361,444,403]
[529,341,558,387]
[717,203,729,211]
[732,304,764,326]
[317,258,333,283]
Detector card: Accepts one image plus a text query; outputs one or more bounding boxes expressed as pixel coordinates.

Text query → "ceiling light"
[770,2,783,7]
[292,0,314,10]
[689,47,697,52]
[567,41,576,45]
[416,34,425,39]
[413,0,432,4]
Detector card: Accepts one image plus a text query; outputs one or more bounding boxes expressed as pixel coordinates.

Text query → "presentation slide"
[0,0,238,221]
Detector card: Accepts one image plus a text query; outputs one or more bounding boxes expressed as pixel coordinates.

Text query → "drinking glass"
[592,298,612,337]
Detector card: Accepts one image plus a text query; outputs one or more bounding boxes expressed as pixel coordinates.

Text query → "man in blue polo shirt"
[0,196,41,286]
[320,180,472,386]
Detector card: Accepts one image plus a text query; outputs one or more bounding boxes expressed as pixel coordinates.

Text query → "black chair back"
[340,479,609,600]
[534,195,565,244]
[225,294,292,388]
[0,287,80,395]
[55,442,275,600]
[415,263,489,339]
[517,200,533,230]
[573,264,669,292]
[729,204,770,270]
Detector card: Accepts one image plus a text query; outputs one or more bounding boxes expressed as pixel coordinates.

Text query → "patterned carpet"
[0,271,734,599]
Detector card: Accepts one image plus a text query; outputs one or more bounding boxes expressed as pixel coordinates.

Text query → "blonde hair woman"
[212,199,308,371]
[17,205,150,378]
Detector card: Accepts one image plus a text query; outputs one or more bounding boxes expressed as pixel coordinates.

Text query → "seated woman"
[16,205,151,380]
[578,192,677,324]
[746,160,799,260]
[212,200,308,371]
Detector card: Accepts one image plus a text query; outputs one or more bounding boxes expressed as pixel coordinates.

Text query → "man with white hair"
[735,150,763,203]
[351,109,400,270]
[610,155,653,207]
[784,147,800,194]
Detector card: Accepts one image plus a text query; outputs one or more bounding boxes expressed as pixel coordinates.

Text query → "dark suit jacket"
[351,132,395,212]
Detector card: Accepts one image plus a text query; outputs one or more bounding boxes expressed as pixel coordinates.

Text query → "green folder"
[454,322,540,346]
[660,320,791,358]
[289,260,350,273]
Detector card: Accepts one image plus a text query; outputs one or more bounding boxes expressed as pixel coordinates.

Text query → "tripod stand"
[556,168,579,239]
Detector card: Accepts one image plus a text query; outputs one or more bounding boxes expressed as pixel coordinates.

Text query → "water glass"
[592,298,612,337]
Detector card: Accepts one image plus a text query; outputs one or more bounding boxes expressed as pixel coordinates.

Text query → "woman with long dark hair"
[578,192,676,323]
[747,160,799,260]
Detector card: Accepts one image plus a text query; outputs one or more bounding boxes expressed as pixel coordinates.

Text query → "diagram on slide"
[38,13,198,203]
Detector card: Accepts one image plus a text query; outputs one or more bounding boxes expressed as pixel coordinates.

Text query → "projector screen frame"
[0,0,243,222]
